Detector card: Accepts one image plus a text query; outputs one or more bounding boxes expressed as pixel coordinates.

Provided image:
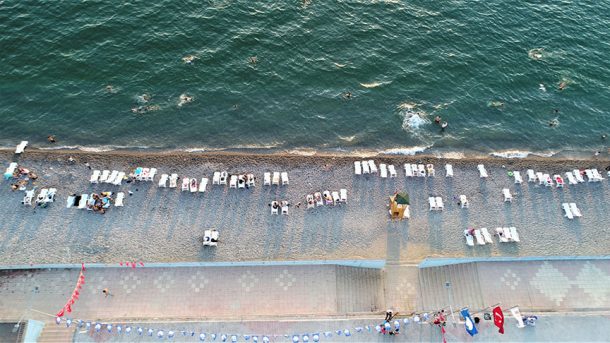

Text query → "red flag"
[119,262,123,266]
[66,304,72,313]
[132,261,136,269]
[81,263,86,271]
[493,306,505,334]
[74,290,79,296]
[139,262,144,266]
[56,309,65,317]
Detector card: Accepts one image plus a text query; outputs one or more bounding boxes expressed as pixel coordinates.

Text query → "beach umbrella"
[395,192,410,204]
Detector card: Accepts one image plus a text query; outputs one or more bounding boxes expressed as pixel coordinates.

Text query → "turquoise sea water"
[0,1,609,157]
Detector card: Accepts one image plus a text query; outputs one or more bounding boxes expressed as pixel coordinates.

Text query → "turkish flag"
[119,262,123,266]
[139,262,144,266]
[56,309,65,317]
[493,306,505,334]
[81,263,86,271]
[66,304,72,313]
[132,261,137,269]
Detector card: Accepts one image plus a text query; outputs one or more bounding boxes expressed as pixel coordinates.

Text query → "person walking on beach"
[102,288,113,297]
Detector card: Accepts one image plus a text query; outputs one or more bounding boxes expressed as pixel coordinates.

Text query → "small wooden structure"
[389,192,410,219]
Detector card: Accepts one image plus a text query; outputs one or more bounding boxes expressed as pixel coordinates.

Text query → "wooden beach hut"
[389,192,410,219]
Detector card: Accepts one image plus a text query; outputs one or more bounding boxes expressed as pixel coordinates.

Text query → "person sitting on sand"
[11,184,18,191]
[28,172,38,180]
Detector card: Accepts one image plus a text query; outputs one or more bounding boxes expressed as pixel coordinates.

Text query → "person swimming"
[434,116,441,124]
[249,56,258,64]
[549,118,559,127]
[342,92,352,99]
[182,55,196,64]
[47,135,56,143]
[441,122,448,129]
[558,81,567,90]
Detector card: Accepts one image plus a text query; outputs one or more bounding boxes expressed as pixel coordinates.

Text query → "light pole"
[445,281,457,327]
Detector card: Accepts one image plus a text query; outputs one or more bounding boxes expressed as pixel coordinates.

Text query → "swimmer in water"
[434,116,441,124]
[441,121,448,130]
[105,85,114,93]
[549,119,559,127]
[182,55,196,64]
[602,134,607,140]
[539,83,546,92]
[342,92,352,100]
[47,135,56,143]
[249,56,258,64]
[558,81,567,90]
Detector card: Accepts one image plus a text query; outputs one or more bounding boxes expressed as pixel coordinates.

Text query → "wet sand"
[0,149,609,265]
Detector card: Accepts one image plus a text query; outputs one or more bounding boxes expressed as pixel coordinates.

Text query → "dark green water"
[1,1,609,157]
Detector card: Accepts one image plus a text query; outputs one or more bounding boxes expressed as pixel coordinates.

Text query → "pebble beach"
[1,149,609,265]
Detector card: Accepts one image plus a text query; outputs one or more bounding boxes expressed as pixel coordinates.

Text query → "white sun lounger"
[237,175,246,189]
[464,230,474,247]
[435,197,444,210]
[478,164,488,178]
[535,172,544,185]
[15,141,28,154]
[460,195,469,208]
[100,170,110,183]
[543,174,553,187]
[509,227,520,242]
[513,171,523,184]
[417,164,425,177]
[272,172,280,185]
[354,161,362,175]
[158,174,168,187]
[362,160,370,174]
[554,174,564,188]
[4,162,18,179]
[388,165,397,178]
[212,172,220,185]
[585,169,594,182]
[229,175,238,189]
[592,169,604,181]
[474,229,485,245]
[169,174,178,188]
[503,188,512,202]
[445,164,453,177]
[203,229,219,247]
[147,168,157,181]
[404,164,413,177]
[332,191,340,204]
[562,203,574,219]
[90,170,101,184]
[219,171,228,185]
[403,205,410,219]
[181,177,190,191]
[281,201,289,215]
[573,169,585,183]
[199,178,208,192]
[78,194,89,209]
[527,169,536,182]
[569,203,582,217]
[106,170,119,184]
[262,172,270,186]
[189,178,198,193]
[281,172,289,185]
[113,172,125,186]
[314,192,323,207]
[565,171,577,185]
[426,164,435,177]
[271,201,279,215]
[429,197,437,211]
[45,188,56,203]
[22,190,34,206]
[339,189,347,203]
[247,173,255,187]
[368,160,378,173]
[115,192,125,207]
[495,227,509,243]
[306,194,315,208]
[481,228,493,244]
[66,195,76,208]
[380,164,388,178]
[36,189,48,204]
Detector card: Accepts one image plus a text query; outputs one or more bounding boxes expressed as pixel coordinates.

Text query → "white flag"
[510,306,525,328]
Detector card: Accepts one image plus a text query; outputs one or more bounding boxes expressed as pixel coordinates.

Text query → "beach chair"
[332,191,340,204]
[474,229,485,245]
[314,192,323,207]
[220,171,228,185]
[212,172,220,185]
[380,164,388,178]
[404,164,413,177]
[281,172,289,185]
[181,177,190,191]
[4,162,18,179]
[527,169,536,182]
[565,171,577,185]
[569,203,582,217]
[585,169,594,182]
[323,191,333,205]
[199,178,208,192]
[426,164,435,177]
[21,190,33,206]
[203,229,219,247]
[100,170,110,183]
[481,228,493,244]
[354,161,362,175]
[263,172,271,186]
[190,178,198,192]
[270,201,279,215]
[15,141,28,154]
[562,203,573,219]
[36,189,48,205]
[388,165,397,178]
[459,195,469,208]
[106,170,118,184]
[368,160,378,173]
[464,230,474,247]
[495,227,509,243]
[229,175,238,189]
[429,197,437,211]
[340,189,347,203]
[237,175,246,189]
[306,194,315,209]
[158,174,168,187]
[509,227,520,242]
[115,192,125,207]
[85,195,95,210]
[147,168,157,181]
[169,173,178,188]
[543,174,553,187]
[66,195,76,208]
[78,194,89,209]
[362,160,370,174]
[445,164,453,177]
[554,174,564,188]
[573,169,585,183]
[478,164,488,178]
[403,205,410,219]
[435,197,444,210]
[90,170,101,184]
[503,188,512,202]
[45,188,57,203]
[247,173,255,187]
[417,164,426,177]
[272,172,280,185]
[141,168,150,181]
[513,171,523,184]
[411,164,418,177]
[592,169,604,181]
[281,201,289,215]
[113,172,125,186]
[133,167,142,181]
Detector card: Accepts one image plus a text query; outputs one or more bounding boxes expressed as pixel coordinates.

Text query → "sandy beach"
[0,149,609,265]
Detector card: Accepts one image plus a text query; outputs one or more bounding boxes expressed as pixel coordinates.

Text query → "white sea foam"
[400,110,429,130]
[397,102,417,110]
[37,145,152,152]
[490,150,557,159]
[338,135,356,142]
[528,48,544,60]
[333,62,346,68]
[360,81,390,88]
[380,146,430,155]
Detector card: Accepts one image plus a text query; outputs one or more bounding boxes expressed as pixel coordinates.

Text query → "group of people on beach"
[75,192,113,214]
[9,166,37,191]
[378,310,401,335]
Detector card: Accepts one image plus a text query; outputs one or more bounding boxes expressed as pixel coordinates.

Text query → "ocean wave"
[490,150,557,159]
[400,110,429,130]
[338,135,356,142]
[360,81,391,89]
[380,146,430,155]
[37,145,153,152]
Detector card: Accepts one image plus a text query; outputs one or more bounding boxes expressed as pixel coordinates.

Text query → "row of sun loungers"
[429,197,444,211]
[562,203,582,219]
[306,189,347,208]
[66,192,124,208]
[525,169,604,185]
[179,177,209,193]
[21,188,57,206]
[90,170,126,185]
[133,167,157,181]
[270,201,289,215]
[464,227,520,246]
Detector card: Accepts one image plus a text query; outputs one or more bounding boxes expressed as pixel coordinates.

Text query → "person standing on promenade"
[102,288,113,297]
